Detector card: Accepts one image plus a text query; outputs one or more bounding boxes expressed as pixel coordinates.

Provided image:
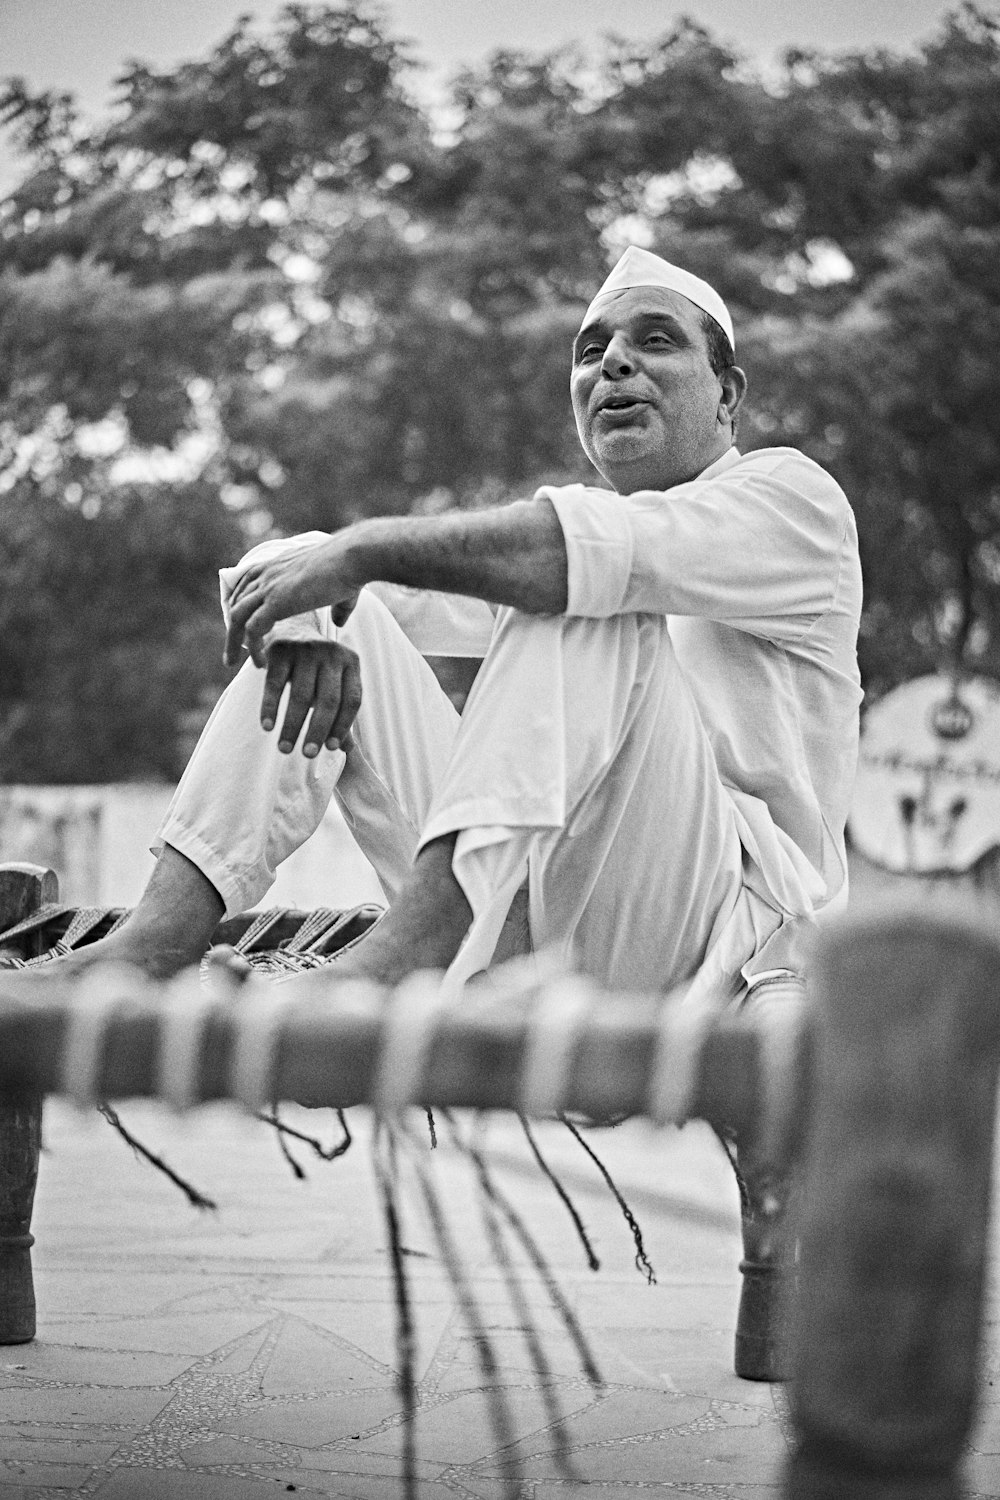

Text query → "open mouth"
[597,396,646,418]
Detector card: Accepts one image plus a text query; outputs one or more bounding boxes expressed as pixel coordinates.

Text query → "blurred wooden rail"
[2,857,1000,1498]
[0,973,806,1141]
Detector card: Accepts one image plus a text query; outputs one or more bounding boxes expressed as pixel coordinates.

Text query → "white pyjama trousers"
[158,590,788,997]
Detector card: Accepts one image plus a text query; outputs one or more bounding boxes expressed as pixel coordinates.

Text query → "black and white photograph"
[0,0,998,1494]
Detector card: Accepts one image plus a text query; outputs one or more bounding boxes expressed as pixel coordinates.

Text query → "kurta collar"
[695,446,742,483]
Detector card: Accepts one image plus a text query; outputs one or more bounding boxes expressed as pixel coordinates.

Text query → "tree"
[0,3,434,780]
[0,473,242,781]
[1,4,999,781]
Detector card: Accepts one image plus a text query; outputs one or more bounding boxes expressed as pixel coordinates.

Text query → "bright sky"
[2,0,961,124]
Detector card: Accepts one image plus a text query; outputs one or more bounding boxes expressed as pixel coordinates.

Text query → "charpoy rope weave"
[519,974,597,1118]
[228,978,307,1113]
[157,968,225,1112]
[59,962,148,1109]
[0,961,802,1135]
[647,985,723,1126]
[372,969,450,1115]
[0,907,129,968]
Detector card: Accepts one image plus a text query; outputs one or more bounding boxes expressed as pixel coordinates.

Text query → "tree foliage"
[1,3,999,778]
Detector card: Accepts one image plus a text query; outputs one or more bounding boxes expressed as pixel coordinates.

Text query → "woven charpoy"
[200,903,383,980]
[0,906,130,968]
[0,901,383,977]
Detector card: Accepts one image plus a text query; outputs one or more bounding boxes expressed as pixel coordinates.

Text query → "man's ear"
[719,366,747,428]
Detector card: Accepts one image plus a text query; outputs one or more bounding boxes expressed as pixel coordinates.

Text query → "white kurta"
[157,444,861,999]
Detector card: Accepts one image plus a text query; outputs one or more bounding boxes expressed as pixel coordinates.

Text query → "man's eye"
[578,343,604,362]
[644,331,673,348]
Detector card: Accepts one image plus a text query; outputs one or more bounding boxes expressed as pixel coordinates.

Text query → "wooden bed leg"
[0,863,58,1345]
[734,1145,796,1382]
[784,909,1000,1500]
[0,1094,42,1343]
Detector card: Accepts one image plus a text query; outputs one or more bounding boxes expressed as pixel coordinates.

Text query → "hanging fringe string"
[267,1108,306,1180]
[519,1115,600,1271]
[256,1106,353,1179]
[97,1104,216,1211]
[372,1122,418,1500]
[401,1117,522,1500]
[713,1126,749,1217]
[424,1107,438,1148]
[559,1113,656,1285]
[450,1113,578,1481]
[455,1117,603,1393]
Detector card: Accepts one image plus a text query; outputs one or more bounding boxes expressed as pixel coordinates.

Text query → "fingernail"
[261,718,274,731]
[303,743,318,758]
[278,741,292,753]
[326,738,340,753]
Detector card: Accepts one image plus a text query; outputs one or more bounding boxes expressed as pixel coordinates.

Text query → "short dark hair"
[701,311,735,376]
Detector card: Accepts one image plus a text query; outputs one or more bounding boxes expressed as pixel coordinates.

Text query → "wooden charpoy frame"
[1,858,999,1498]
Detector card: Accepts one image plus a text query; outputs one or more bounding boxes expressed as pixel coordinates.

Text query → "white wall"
[0,785,384,912]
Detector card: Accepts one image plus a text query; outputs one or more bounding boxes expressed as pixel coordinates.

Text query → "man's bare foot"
[39,923,209,980]
[299,842,529,989]
[36,845,226,981]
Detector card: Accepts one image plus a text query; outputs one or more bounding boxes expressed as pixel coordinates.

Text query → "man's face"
[570,286,737,494]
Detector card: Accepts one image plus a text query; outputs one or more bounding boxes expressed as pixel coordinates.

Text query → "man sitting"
[66,247,862,1000]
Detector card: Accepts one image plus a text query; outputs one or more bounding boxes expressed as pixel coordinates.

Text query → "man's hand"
[224,501,568,672]
[259,639,362,757]
[225,537,360,668]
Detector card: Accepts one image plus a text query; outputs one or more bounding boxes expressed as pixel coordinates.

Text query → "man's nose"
[601,334,634,378]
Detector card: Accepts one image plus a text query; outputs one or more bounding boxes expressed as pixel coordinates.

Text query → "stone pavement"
[3,1099,1000,1498]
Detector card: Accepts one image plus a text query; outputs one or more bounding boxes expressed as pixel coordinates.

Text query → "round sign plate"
[850,674,1000,874]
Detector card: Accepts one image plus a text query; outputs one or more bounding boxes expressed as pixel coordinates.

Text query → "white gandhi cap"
[582,245,735,352]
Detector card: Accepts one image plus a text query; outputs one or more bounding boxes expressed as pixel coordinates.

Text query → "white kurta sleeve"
[538,449,853,646]
[219,535,497,656]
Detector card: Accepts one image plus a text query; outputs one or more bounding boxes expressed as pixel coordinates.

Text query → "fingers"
[225,592,275,668]
[301,650,362,757]
[331,591,360,627]
[276,652,320,754]
[329,651,362,747]
[258,643,363,757]
[223,565,263,666]
[259,645,292,732]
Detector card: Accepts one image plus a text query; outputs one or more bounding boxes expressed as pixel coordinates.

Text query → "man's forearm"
[343,498,569,615]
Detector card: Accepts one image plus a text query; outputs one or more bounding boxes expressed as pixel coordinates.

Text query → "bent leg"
[158,589,461,915]
[421,608,761,995]
[54,593,461,976]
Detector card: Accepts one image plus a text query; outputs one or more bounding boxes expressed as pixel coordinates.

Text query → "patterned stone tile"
[1,1344,194,1388]
[514,1389,714,1455]
[0,1432,121,1465]
[290,1450,442,1479]
[577,1278,741,1331]
[226,1389,405,1447]
[0,1384,173,1427]
[346,1388,537,1465]
[587,1327,760,1402]
[33,1099,994,1499]
[175,1433,285,1467]
[35,1314,274,1357]
[0,1458,94,1488]
[513,1418,786,1487]
[530,1486,782,1499]
[265,1297,456,1376]
[258,1319,400,1396]
[92,1471,332,1499]
[29,1274,219,1319]
[968,1448,1000,1492]
[314,1476,461,1499]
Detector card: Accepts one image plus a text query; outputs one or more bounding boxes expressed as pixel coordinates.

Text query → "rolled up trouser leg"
[158,591,460,915]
